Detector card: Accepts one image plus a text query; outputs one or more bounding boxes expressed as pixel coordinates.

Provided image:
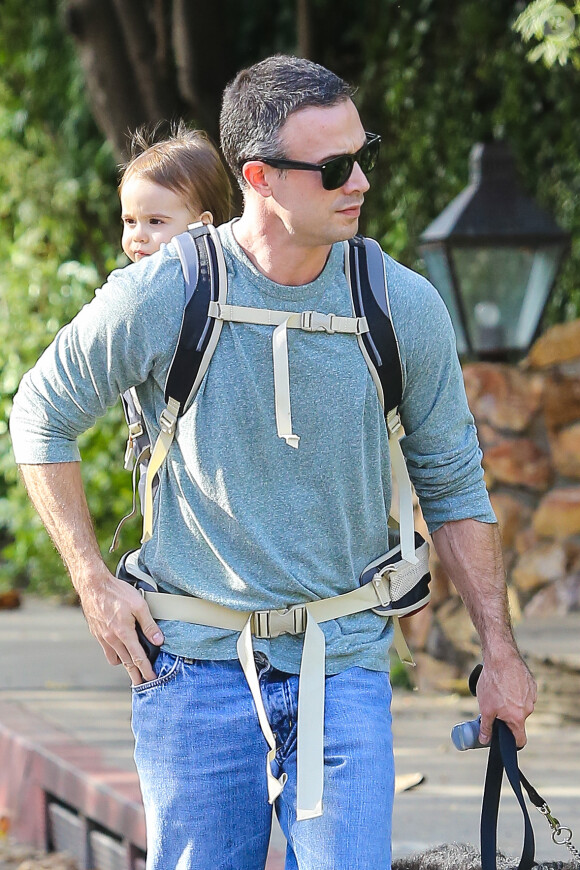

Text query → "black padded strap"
[348,235,402,414]
[165,230,219,411]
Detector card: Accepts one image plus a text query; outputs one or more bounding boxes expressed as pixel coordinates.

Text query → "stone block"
[463,363,543,433]
[526,318,580,369]
[489,493,531,549]
[523,573,580,617]
[483,438,553,491]
[514,526,538,556]
[551,422,580,479]
[410,652,461,693]
[533,487,580,538]
[432,598,480,660]
[542,373,580,430]
[511,541,567,593]
[399,606,432,652]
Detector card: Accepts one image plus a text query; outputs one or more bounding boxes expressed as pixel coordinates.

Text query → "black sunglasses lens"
[359,138,380,174]
[321,156,352,190]
[320,137,380,189]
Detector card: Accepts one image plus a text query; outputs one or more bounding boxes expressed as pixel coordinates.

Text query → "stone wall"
[403,318,580,689]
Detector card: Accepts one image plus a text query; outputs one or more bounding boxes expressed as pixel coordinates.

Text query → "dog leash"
[468,666,580,870]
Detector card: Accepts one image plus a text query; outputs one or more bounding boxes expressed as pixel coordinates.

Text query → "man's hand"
[476,649,537,748]
[77,563,164,685]
[17,463,164,685]
[432,519,537,748]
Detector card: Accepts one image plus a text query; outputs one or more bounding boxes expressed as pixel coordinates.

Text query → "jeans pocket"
[131,650,182,694]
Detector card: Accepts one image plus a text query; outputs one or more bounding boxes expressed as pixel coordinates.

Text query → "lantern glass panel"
[420,246,467,354]
[451,245,563,354]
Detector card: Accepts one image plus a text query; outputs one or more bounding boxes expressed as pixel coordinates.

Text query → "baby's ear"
[199,210,214,225]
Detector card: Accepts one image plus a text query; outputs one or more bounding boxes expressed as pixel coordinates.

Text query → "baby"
[118,122,232,262]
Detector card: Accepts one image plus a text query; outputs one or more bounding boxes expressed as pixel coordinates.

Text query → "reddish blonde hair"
[119,122,232,226]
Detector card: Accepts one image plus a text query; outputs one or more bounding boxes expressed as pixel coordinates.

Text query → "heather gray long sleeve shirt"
[10,220,495,674]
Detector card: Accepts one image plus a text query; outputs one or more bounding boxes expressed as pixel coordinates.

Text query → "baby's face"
[121,177,202,262]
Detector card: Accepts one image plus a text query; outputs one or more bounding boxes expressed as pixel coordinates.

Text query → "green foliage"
[2,0,580,596]
[0,0,131,594]
[341,0,580,324]
[514,0,580,68]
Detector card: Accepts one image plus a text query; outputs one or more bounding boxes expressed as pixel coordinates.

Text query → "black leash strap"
[481,719,536,870]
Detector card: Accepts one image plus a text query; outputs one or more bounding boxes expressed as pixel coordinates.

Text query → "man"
[10,55,535,870]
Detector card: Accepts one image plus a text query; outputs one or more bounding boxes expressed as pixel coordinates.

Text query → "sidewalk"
[0,598,578,869]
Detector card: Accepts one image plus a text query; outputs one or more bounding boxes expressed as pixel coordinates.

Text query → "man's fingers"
[133,598,164,646]
[478,718,492,745]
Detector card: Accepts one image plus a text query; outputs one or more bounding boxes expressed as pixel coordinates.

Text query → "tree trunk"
[65,0,147,156]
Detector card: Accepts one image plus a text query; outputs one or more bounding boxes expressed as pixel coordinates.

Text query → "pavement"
[0,597,579,869]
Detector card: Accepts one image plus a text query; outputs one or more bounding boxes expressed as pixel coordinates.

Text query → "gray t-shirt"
[10,220,495,674]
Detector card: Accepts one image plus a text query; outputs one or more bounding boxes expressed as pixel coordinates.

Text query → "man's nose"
[345,161,370,194]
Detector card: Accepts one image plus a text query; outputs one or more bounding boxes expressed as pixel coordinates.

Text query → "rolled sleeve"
[10,247,184,465]
[385,256,496,533]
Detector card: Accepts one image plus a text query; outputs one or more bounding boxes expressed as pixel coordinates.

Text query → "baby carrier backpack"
[113,222,431,820]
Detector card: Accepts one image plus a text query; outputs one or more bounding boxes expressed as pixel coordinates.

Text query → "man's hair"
[220,55,354,190]
[119,121,232,226]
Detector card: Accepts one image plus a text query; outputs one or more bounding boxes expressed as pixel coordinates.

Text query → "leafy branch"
[513,0,580,67]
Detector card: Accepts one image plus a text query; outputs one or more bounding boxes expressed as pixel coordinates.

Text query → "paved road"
[1,599,579,866]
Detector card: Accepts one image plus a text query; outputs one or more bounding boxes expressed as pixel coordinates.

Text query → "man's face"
[264,99,371,247]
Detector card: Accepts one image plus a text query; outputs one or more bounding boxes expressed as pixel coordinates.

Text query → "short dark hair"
[220,55,354,190]
[119,121,232,227]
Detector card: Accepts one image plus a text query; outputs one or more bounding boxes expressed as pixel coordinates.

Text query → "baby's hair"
[119,121,232,227]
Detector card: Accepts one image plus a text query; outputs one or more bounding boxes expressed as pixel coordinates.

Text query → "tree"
[3,0,580,594]
[64,0,315,156]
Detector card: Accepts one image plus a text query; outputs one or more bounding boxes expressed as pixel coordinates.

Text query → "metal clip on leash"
[536,797,580,863]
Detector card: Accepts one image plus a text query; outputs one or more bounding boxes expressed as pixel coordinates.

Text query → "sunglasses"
[247,132,381,191]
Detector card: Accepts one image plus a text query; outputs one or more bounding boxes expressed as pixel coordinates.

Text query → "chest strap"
[128,539,429,820]
[208,301,368,449]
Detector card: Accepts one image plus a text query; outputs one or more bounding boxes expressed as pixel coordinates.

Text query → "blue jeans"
[132,651,394,870]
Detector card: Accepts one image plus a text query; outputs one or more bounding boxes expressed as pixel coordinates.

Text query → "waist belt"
[124,537,430,821]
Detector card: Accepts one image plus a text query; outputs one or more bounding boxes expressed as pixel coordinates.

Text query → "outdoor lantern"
[419,142,570,359]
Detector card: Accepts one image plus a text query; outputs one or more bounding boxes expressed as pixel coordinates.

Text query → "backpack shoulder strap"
[114,223,227,548]
[140,222,227,543]
[167,222,228,412]
[344,235,417,565]
[345,234,403,413]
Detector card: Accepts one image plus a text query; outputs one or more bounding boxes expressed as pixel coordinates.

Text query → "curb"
[0,699,285,869]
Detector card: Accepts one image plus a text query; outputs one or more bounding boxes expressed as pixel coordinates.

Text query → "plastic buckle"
[128,421,144,439]
[371,571,393,607]
[252,606,307,638]
[300,311,335,334]
[386,411,402,436]
[159,407,177,434]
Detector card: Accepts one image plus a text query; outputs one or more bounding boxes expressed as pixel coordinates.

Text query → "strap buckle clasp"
[252,605,307,638]
[300,311,335,334]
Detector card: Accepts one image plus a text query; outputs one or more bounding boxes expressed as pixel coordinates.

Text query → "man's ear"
[241,161,273,198]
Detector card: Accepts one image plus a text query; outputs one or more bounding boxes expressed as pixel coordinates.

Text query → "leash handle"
[481,720,536,870]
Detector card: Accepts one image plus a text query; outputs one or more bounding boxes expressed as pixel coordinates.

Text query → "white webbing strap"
[209,301,368,449]
[392,616,414,666]
[208,302,368,336]
[237,618,288,804]
[140,543,429,819]
[141,397,180,543]
[272,317,300,448]
[386,409,418,566]
[296,611,326,819]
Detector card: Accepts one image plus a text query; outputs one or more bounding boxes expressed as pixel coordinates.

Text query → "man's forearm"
[431,518,514,658]
[431,517,536,745]
[17,462,163,683]
[18,462,106,591]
